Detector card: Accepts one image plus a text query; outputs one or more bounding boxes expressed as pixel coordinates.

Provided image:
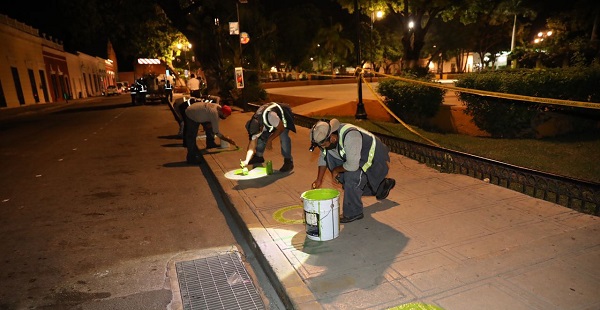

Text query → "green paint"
[272,205,304,224]
[388,303,444,310]
[301,188,340,201]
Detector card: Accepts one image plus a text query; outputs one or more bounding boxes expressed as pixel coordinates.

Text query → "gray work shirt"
[185,102,221,135]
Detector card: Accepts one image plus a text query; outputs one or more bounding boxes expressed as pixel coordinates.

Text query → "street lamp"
[408,20,415,50]
[177,42,192,76]
[533,30,552,68]
[533,30,552,44]
[369,10,383,81]
[354,0,367,120]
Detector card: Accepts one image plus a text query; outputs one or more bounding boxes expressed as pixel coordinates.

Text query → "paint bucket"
[301,188,340,241]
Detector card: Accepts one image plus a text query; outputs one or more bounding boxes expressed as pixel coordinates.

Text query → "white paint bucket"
[301,188,340,241]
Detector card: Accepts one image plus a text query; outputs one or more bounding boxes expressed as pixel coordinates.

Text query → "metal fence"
[293,114,600,216]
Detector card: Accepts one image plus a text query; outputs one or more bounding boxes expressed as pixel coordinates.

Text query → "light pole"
[369,10,383,81]
[354,0,367,120]
[177,42,192,76]
[236,0,247,67]
[533,30,552,68]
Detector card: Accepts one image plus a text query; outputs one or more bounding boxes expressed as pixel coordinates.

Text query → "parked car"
[105,85,119,96]
[116,82,128,93]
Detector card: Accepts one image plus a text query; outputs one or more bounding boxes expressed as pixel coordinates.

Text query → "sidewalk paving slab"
[200,111,600,310]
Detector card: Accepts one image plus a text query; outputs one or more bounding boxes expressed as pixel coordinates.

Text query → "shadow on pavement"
[289,199,407,304]
[158,135,181,140]
[162,161,200,168]
[161,143,184,148]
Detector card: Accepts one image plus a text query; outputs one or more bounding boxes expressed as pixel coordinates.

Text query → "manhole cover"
[176,252,265,310]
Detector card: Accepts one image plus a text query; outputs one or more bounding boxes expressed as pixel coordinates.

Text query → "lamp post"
[533,30,552,44]
[533,30,552,68]
[177,42,192,76]
[354,0,367,120]
[370,10,383,82]
[236,0,247,67]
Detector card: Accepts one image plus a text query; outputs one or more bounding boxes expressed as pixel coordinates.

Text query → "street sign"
[229,22,239,35]
[240,32,250,44]
[235,67,244,89]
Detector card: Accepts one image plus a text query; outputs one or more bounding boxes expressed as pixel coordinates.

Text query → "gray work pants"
[325,156,376,217]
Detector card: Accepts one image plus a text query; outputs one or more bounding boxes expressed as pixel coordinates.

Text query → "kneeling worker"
[184,100,236,164]
[309,118,396,223]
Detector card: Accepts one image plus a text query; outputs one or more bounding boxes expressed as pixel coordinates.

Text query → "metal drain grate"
[176,252,266,310]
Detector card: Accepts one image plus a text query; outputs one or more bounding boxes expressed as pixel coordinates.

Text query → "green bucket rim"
[301,188,340,201]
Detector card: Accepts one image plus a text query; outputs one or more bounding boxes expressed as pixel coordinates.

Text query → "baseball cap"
[220,105,232,117]
[310,118,340,144]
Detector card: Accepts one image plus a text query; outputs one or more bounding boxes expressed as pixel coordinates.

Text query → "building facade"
[0,14,113,108]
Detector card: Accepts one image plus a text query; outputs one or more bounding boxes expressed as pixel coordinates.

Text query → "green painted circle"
[301,188,340,201]
[272,205,304,224]
[388,303,444,310]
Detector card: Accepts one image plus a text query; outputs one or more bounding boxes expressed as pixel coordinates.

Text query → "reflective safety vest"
[325,124,377,172]
[253,102,296,133]
[261,103,287,132]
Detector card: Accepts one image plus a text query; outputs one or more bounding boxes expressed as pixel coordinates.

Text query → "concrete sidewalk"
[199,111,600,310]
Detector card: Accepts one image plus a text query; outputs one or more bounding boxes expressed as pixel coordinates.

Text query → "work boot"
[248,155,264,165]
[375,178,396,200]
[279,158,294,172]
[205,142,219,149]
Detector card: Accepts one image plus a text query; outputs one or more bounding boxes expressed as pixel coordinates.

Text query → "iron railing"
[293,114,600,216]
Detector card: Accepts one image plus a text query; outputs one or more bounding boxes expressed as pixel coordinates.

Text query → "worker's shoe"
[248,155,264,165]
[340,213,364,223]
[279,158,294,172]
[205,141,219,149]
[375,178,396,200]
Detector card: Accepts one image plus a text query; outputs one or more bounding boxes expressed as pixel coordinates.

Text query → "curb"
[199,155,316,309]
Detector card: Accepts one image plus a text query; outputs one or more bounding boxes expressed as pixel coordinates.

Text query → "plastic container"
[301,188,340,241]
[266,160,273,175]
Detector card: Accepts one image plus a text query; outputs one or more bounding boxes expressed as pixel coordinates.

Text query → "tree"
[336,0,466,71]
[312,23,355,75]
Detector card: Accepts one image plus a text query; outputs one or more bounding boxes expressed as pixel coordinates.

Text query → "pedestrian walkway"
[199,110,600,310]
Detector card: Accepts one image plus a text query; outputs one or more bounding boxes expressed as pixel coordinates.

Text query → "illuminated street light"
[533,30,552,44]
[369,10,384,80]
[177,42,192,75]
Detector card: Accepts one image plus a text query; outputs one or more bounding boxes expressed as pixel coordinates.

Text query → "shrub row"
[376,78,446,127]
[456,67,600,138]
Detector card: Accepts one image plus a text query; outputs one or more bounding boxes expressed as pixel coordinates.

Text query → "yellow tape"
[361,76,441,147]
[372,70,600,110]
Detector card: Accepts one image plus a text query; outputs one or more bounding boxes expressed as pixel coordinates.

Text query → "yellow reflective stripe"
[339,125,377,172]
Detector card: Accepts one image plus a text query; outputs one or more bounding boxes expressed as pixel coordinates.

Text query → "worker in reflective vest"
[130,81,137,105]
[165,79,173,102]
[241,102,296,172]
[136,79,147,105]
[309,118,396,223]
